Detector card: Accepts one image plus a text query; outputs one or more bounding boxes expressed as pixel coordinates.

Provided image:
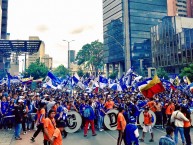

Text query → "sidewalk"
[0,129,44,145]
[0,129,14,145]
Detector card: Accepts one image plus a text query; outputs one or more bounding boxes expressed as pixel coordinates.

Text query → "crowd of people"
[0,82,192,145]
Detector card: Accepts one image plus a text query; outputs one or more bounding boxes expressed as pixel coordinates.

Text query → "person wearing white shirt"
[170,105,189,145]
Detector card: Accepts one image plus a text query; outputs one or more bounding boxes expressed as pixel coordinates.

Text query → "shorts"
[142,125,153,133]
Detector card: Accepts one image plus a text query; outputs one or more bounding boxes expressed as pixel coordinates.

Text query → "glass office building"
[103,0,167,76]
[151,16,193,74]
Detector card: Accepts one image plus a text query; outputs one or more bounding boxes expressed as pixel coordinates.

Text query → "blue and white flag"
[84,78,91,87]
[99,76,108,89]
[109,83,122,91]
[45,71,62,89]
[119,75,127,91]
[71,75,79,87]
[7,72,13,89]
[47,71,62,85]
[137,78,152,90]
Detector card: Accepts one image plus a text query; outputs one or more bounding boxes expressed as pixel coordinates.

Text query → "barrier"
[104,109,118,130]
[139,110,156,128]
[65,111,82,133]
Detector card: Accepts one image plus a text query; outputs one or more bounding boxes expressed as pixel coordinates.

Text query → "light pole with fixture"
[63,40,74,70]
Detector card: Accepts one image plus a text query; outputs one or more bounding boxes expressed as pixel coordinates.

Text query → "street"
[0,127,192,145]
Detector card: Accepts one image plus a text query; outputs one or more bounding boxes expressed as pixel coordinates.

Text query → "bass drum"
[104,109,119,130]
[65,111,82,133]
[139,110,156,128]
[190,108,193,126]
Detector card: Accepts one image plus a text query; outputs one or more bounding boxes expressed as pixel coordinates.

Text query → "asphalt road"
[1,127,192,145]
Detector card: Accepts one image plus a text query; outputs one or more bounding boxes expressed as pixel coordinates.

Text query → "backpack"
[83,107,91,118]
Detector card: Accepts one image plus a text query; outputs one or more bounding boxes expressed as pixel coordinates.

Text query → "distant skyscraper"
[103,0,167,77]
[26,36,45,68]
[1,0,8,39]
[69,50,75,63]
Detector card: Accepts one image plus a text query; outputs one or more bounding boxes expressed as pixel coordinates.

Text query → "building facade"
[151,16,193,74]
[103,0,167,77]
[69,50,75,63]
[1,0,8,39]
[167,0,193,17]
[26,36,45,68]
[41,54,53,69]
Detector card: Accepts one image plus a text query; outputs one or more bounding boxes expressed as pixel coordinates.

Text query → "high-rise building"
[187,0,193,17]
[1,0,8,39]
[41,54,53,69]
[151,16,193,74]
[167,0,193,17]
[26,36,45,68]
[103,0,167,77]
[69,50,75,63]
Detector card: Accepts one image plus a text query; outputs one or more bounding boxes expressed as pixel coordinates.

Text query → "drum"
[104,109,118,130]
[139,110,156,128]
[65,111,82,133]
[190,107,193,126]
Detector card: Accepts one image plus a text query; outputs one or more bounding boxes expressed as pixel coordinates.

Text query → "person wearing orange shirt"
[117,107,126,145]
[43,109,56,145]
[50,120,65,145]
[165,101,175,125]
[181,106,192,145]
[146,98,157,113]
[139,107,154,142]
[30,102,46,142]
[104,97,116,110]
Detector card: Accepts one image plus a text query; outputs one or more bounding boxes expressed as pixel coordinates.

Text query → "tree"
[156,68,169,80]
[77,68,84,77]
[76,40,104,76]
[52,65,69,79]
[109,70,118,80]
[24,59,48,79]
[180,63,193,81]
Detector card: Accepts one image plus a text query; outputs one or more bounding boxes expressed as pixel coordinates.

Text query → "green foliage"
[76,40,104,75]
[24,59,49,79]
[109,70,118,80]
[52,65,69,79]
[156,68,169,80]
[180,64,193,81]
[77,68,84,77]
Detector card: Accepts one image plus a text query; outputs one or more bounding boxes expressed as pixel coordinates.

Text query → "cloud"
[70,25,94,35]
[36,24,49,33]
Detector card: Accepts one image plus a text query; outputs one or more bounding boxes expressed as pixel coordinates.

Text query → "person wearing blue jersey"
[96,98,106,131]
[124,116,139,145]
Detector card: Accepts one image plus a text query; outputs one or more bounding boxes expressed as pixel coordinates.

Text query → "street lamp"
[63,40,75,70]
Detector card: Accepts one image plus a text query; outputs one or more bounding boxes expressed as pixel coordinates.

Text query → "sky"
[7,0,103,68]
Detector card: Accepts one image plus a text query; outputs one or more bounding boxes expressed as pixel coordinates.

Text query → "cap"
[129,116,136,123]
[18,99,24,103]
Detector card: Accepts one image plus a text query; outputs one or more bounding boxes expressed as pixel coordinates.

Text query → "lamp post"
[63,40,74,70]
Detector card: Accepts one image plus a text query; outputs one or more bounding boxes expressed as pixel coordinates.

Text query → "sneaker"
[84,134,87,137]
[92,134,97,136]
[30,137,35,142]
[15,137,22,140]
[139,138,144,142]
[23,131,27,135]
[99,129,104,131]
[149,139,154,142]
